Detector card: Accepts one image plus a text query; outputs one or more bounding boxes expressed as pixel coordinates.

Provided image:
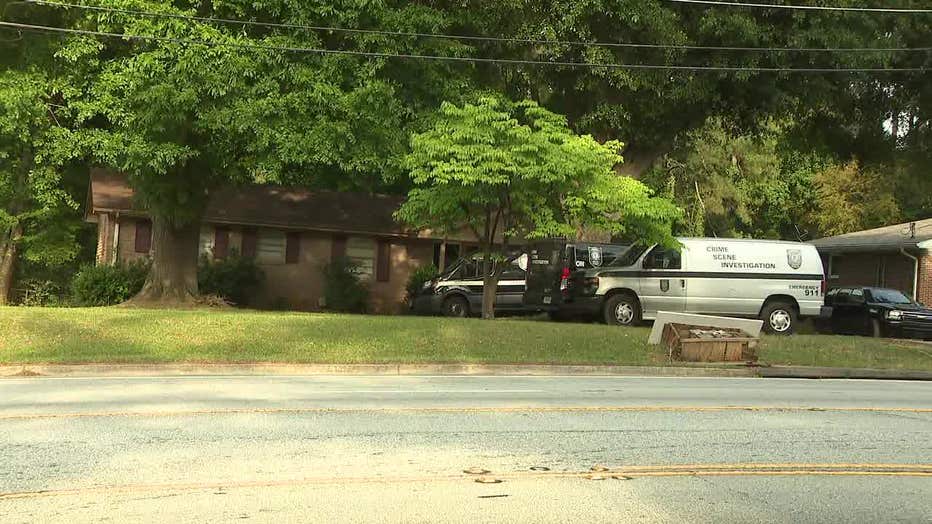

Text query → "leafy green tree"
[0,70,82,304]
[396,97,679,319]
[811,161,901,237]
[53,0,474,304]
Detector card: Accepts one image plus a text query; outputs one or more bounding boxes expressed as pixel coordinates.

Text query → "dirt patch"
[9,368,42,377]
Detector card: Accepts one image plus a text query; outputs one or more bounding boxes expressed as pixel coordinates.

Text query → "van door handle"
[680,279,686,288]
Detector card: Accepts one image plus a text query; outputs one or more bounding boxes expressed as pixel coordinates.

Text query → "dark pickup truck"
[824,286,932,340]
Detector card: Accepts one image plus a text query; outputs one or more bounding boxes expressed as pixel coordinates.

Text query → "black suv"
[824,286,932,340]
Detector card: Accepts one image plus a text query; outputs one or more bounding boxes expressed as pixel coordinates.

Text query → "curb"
[0,363,757,378]
[2,363,930,380]
[759,366,932,381]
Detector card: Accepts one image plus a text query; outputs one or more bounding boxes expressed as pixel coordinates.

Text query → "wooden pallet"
[662,323,758,363]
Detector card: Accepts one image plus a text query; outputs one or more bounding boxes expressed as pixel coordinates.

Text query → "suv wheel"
[604,294,640,327]
[761,301,797,335]
[442,295,469,318]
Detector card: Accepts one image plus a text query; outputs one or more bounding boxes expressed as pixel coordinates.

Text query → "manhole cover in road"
[529,466,550,472]
[475,477,503,484]
[590,465,609,472]
[611,475,633,481]
[464,467,491,475]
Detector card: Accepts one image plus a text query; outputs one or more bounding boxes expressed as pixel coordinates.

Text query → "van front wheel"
[604,294,641,327]
[761,301,797,335]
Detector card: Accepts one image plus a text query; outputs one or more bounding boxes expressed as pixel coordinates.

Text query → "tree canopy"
[396,97,680,318]
[0,0,929,302]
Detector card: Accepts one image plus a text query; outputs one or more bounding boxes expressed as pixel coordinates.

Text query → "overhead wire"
[658,0,932,14]
[23,0,932,53]
[1,20,926,73]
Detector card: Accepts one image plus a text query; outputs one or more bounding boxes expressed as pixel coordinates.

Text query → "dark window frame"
[376,240,391,282]
[213,226,230,260]
[134,219,152,254]
[285,232,301,264]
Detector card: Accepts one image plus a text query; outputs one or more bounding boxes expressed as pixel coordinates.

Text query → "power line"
[1,20,927,73]
[659,0,932,14]
[24,0,932,53]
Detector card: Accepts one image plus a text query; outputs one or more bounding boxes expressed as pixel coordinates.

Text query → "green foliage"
[0,70,83,278]
[322,257,370,314]
[196,254,265,307]
[18,279,65,307]
[397,97,679,317]
[811,161,901,237]
[398,97,680,245]
[70,260,150,306]
[405,264,438,304]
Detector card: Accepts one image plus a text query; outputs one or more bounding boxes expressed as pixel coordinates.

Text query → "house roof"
[87,169,470,242]
[810,217,932,254]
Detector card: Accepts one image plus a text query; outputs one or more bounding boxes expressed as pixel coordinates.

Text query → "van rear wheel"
[761,301,797,335]
[604,294,641,327]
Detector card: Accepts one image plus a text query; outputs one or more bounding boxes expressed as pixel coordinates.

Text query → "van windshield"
[609,245,648,267]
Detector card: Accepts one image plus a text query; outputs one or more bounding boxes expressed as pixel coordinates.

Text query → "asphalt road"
[1,375,931,523]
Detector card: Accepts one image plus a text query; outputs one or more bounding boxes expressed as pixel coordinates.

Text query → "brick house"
[811,218,932,305]
[86,170,476,313]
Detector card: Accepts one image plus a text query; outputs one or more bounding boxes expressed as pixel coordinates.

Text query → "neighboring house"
[86,170,476,313]
[811,218,932,305]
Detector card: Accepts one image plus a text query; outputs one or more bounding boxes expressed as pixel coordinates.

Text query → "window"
[134,220,151,253]
[500,255,527,280]
[376,240,391,282]
[241,228,257,259]
[213,227,229,259]
[869,288,912,304]
[612,245,648,267]
[849,288,865,304]
[256,229,286,264]
[331,235,347,262]
[285,232,301,264]
[450,260,480,280]
[642,246,681,270]
[346,236,375,280]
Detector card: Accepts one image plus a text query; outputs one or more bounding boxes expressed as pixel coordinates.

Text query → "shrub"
[71,259,149,306]
[197,253,264,306]
[405,264,437,304]
[18,279,64,307]
[322,256,369,313]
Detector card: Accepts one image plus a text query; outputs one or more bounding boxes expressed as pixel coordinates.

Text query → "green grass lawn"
[1,307,931,370]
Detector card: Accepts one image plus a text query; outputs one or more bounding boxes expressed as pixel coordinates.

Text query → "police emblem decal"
[787,249,803,270]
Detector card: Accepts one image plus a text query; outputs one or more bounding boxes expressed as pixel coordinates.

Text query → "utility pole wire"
[1,21,928,73]
[659,0,932,14]
[24,0,932,53]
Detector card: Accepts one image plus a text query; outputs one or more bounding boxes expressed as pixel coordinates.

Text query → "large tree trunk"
[128,216,200,306]
[0,224,22,305]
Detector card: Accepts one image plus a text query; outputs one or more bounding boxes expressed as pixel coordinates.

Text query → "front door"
[639,246,687,317]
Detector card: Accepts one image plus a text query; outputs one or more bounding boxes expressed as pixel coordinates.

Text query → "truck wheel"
[604,294,641,327]
[442,295,469,318]
[761,301,797,335]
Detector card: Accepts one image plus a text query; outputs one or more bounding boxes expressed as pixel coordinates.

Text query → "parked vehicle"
[410,253,529,317]
[526,237,827,335]
[824,286,932,340]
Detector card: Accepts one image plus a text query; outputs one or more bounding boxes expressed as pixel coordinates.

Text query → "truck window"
[610,245,648,267]
[642,246,681,270]
[500,256,527,280]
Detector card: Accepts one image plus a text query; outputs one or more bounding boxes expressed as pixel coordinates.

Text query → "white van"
[530,238,826,334]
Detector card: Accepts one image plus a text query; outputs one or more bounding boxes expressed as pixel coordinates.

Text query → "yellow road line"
[2,405,931,420]
[2,463,930,500]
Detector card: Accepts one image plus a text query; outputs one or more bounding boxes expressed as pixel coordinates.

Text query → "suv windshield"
[610,245,648,267]
[869,288,913,304]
